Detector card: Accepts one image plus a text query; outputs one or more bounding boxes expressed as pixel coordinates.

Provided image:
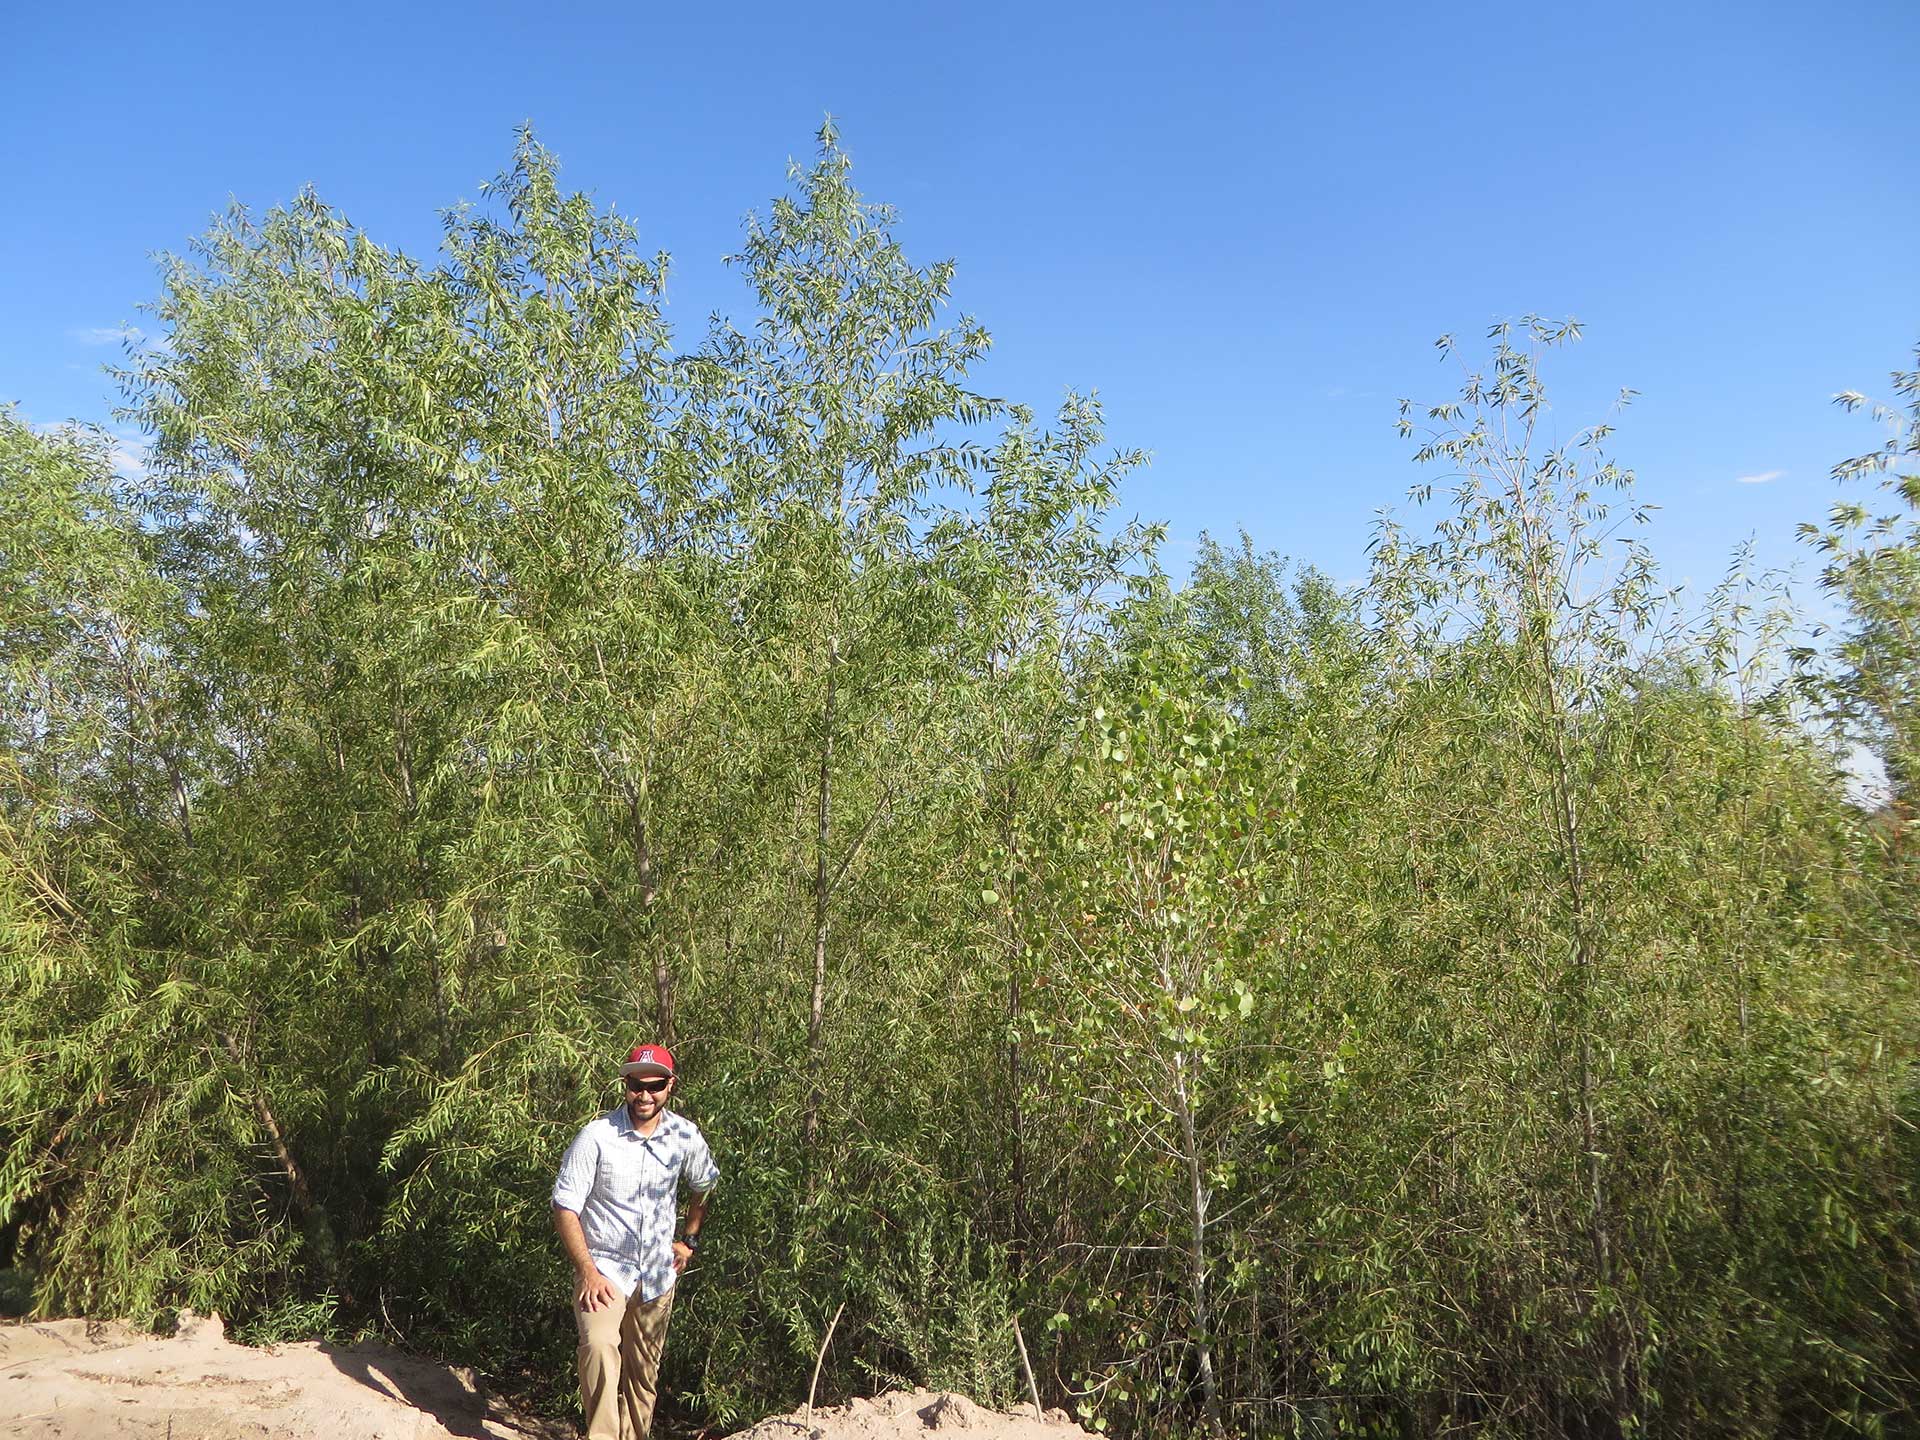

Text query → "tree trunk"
[222,1036,320,1228]
[804,637,838,1147]
[1527,613,1633,1436]
[628,789,674,1046]
[1007,962,1027,1259]
[1169,1047,1221,1431]
[1001,779,1029,1264]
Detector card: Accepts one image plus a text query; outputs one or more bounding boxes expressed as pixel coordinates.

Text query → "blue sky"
[6,1,1917,603]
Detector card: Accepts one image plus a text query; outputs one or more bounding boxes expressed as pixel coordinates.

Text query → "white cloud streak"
[1735,469,1784,485]
[22,414,150,481]
[108,432,150,481]
[68,325,144,346]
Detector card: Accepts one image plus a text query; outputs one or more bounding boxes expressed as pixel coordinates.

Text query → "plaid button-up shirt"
[553,1105,720,1302]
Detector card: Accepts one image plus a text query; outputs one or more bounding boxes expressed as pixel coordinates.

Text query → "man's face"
[624,1070,673,1122]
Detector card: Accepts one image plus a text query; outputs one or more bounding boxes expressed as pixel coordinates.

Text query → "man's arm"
[672,1190,712,1273]
[554,1204,621,1311]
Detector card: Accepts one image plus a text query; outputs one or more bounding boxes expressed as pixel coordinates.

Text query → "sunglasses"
[625,1075,671,1095]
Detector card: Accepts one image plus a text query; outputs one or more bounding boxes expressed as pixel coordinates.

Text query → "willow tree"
[692,122,1152,1159]
[664,128,1163,1415]
[1024,648,1283,1434]
[1318,321,1909,1436]
[1801,343,1920,801]
[1366,320,1659,1430]
[0,131,736,1350]
[0,409,287,1320]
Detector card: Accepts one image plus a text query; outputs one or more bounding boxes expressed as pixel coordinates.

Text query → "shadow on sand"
[322,1337,572,1439]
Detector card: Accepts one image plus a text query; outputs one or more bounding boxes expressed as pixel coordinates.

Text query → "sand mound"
[733,1388,1081,1440]
[1,1314,1090,1440]
[0,1311,567,1440]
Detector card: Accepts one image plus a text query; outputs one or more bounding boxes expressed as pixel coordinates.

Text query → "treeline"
[3,129,1917,1438]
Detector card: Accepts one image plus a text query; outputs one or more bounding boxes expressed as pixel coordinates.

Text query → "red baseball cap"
[621,1043,675,1078]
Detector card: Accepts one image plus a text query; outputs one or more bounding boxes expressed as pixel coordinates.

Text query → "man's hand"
[555,1205,619,1311]
[671,1241,694,1273]
[576,1267,621,1313]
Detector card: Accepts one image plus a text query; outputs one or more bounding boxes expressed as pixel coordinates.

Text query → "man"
[553,1043,719,1440]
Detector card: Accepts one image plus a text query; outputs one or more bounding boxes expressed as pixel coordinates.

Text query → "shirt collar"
[610,1104,677,1141]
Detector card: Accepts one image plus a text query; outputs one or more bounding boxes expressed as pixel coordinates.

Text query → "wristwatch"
[680,1233,701,1251]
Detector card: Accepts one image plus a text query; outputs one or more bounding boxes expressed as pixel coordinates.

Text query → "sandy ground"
[0,1313,1089,1440]
[735,1389,1081,1440]
[0,1311,568,1440]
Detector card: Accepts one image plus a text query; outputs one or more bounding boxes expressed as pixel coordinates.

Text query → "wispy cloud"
[1735,469,1784,485]
[108,430,150,481]
[24,414,150,481]
[68,324,144,347]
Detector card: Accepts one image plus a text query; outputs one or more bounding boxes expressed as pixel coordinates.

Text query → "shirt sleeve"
[552,1122,599,1211]
[681,1121,720,1193]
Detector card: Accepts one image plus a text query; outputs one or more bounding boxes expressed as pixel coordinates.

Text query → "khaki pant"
[574,1282,675,1440]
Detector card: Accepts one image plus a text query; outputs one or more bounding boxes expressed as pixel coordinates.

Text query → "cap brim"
[621,1061,673,1078]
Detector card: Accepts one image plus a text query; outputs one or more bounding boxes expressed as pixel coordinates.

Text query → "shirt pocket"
[594,1147,625,1198]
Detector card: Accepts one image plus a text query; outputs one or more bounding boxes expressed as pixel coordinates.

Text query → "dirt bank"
[0,1313,1091,1440]
[0,1311,565,1439]
[736,1388,1081,1440]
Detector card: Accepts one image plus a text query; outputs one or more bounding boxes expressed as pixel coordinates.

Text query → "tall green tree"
[1800,343,1920,801]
